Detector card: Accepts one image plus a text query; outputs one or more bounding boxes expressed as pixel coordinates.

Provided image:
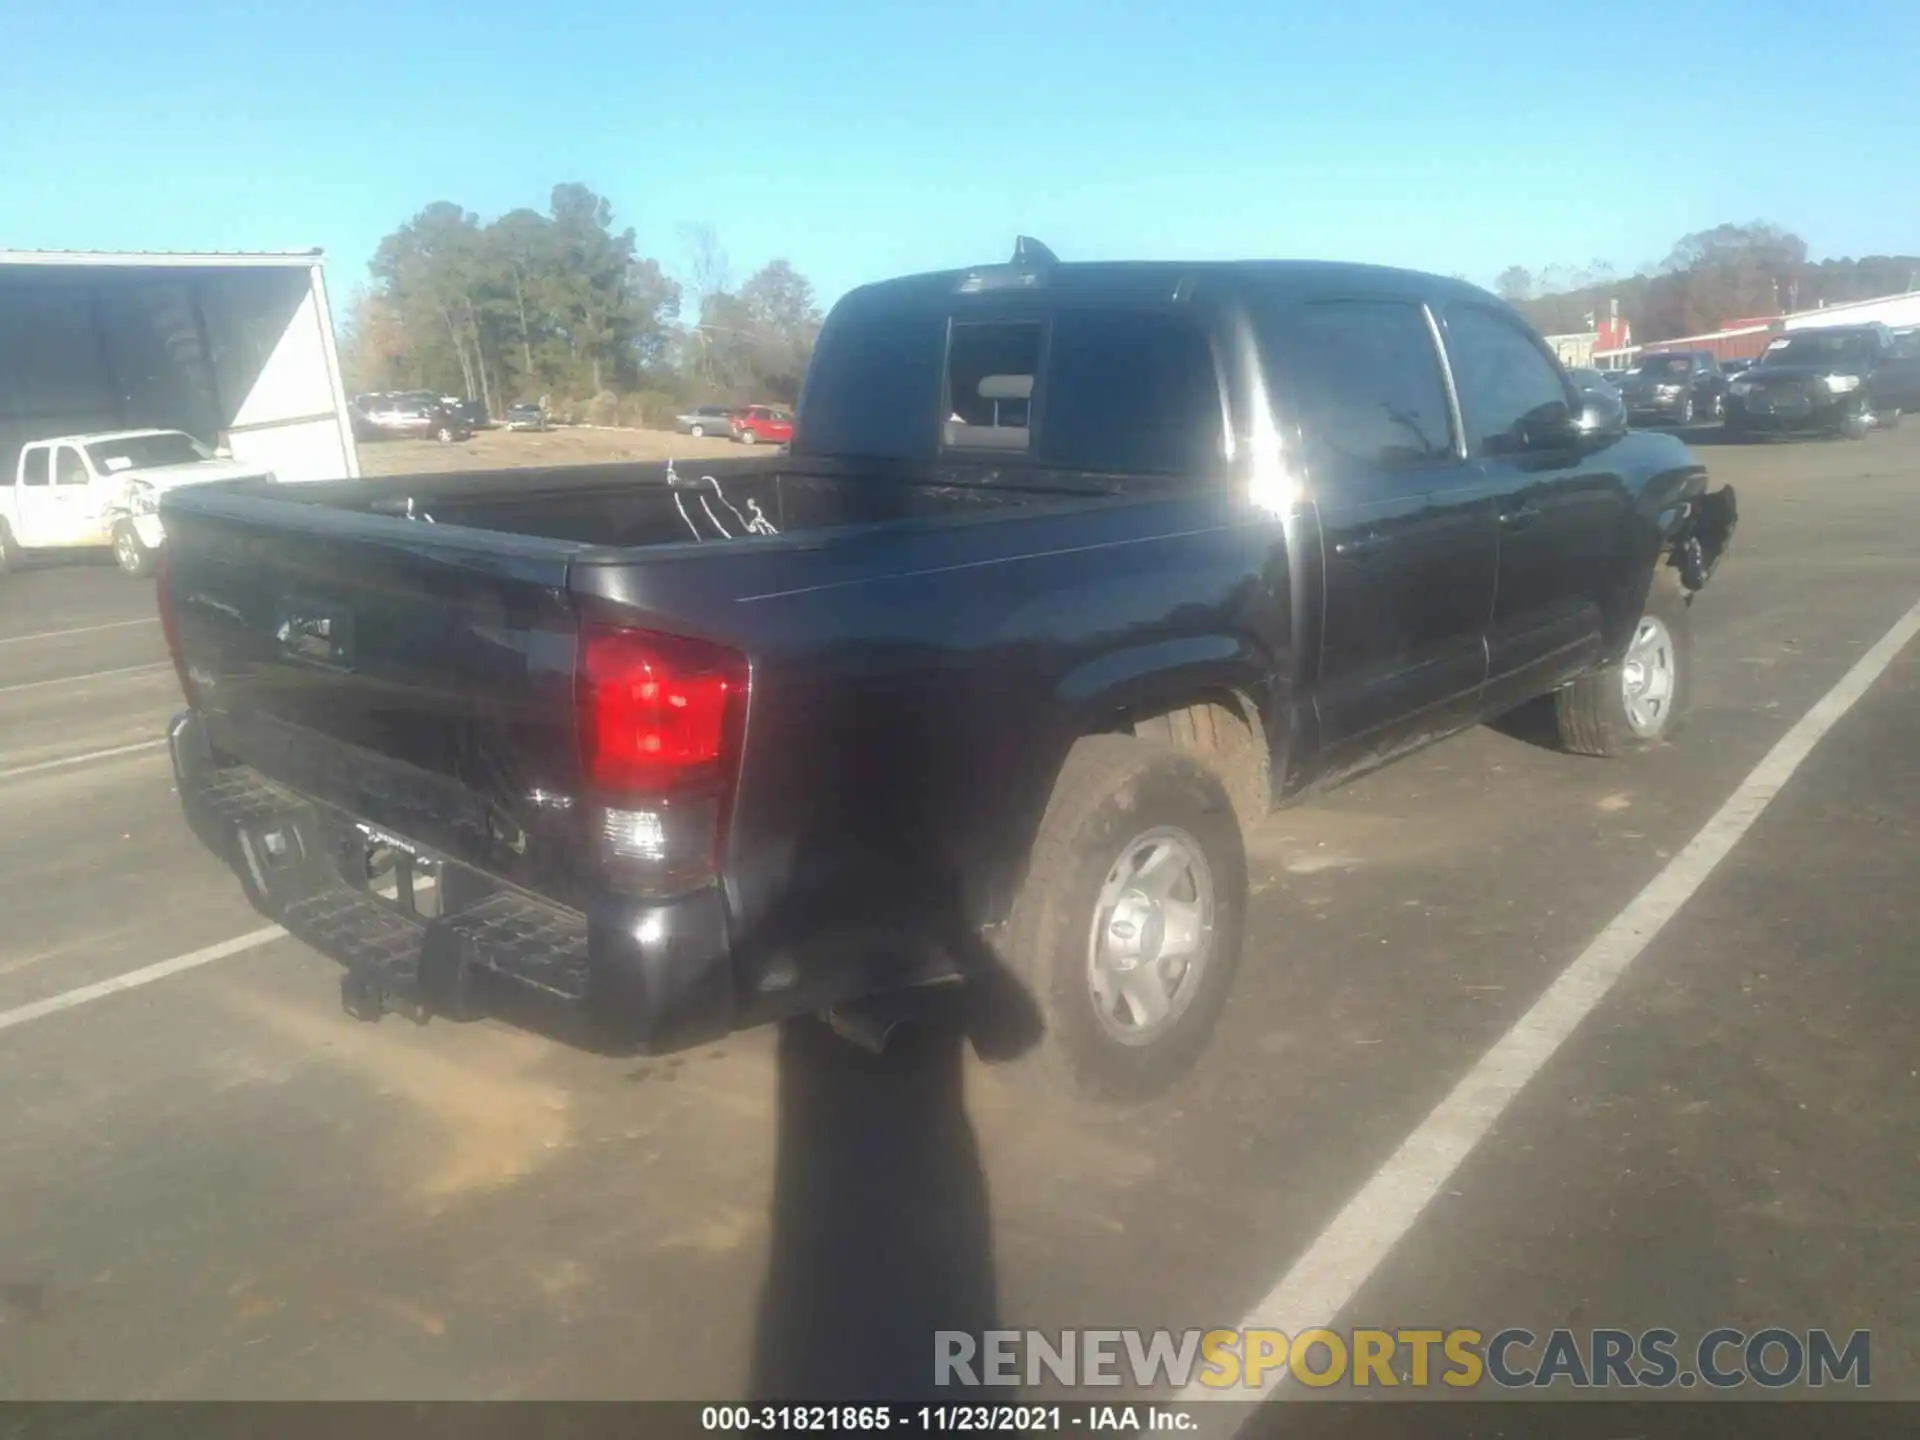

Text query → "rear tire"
[689,424,706,438]
[111,520,157,579]
[997,735,1247,1101]
[437,425,456,444]
[1675,395,1695,427]
[738,428,758,445]
[1554,570,1693,757]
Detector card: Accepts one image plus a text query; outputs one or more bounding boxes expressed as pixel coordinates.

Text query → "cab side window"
[54,446,91,486]
[1444,306,1573,456]
[20,448,51,487]
[1276,299,1457,469]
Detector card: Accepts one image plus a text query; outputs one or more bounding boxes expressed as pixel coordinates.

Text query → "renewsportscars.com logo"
[934,1327,1872,1392]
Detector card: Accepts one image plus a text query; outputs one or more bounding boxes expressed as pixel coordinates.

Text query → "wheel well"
[1114,691,1271,827]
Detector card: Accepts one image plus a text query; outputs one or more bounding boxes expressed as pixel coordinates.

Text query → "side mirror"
[1571,391,1627,442]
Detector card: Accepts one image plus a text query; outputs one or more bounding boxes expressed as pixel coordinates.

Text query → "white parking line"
[0,617,159,647]
[0,738,168,783]
[0,926,287,1036]
[1190,594,1920,1416]
[0,662,170,696]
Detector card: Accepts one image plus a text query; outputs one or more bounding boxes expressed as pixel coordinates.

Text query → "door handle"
[1334,529,1388,560]
[1499,504,1539,531]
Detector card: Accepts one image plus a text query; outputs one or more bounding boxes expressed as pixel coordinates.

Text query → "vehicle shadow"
[740,863,1047,1402]
[1483,693,1564,752]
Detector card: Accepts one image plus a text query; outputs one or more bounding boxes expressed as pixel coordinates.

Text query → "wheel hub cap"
[1621,615,1676,738]
[1087,826,1215,1046]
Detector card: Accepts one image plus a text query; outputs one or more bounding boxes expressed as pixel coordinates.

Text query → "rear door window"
[1269,299,1458,470]
[20,448,51,486]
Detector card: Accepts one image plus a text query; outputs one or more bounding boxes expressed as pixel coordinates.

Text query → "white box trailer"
[0,249,359,490]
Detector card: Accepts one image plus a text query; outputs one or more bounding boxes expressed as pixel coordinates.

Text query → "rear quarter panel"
[572,488,1293,1002]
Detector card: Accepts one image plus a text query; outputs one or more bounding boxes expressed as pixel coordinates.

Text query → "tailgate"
[161,486,594,904]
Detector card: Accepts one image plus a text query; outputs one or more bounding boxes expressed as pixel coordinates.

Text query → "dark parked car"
[674,405,741,438]
[1725,324,1920,439]
[350,393,471,443]
[158,241,1735,1099]
[504,402,549,432]
[1720,358,1753,379]
[1618,351,1727,427]
[442,397,490,430]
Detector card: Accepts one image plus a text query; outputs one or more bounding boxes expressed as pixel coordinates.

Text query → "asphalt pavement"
[1,429,1916,1416]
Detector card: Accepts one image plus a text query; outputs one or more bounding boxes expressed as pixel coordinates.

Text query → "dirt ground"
[357,425,742,477]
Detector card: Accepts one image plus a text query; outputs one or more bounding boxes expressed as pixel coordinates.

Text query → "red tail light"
[578,623,749,795]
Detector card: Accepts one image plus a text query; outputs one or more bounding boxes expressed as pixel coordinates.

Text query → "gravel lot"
[357,424,742,476]
[2,424,1917,1412]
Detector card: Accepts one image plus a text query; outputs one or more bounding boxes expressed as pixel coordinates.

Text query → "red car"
[732,405,794,446]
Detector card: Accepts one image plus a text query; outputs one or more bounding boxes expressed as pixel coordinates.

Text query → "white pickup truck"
[0,429,276,578]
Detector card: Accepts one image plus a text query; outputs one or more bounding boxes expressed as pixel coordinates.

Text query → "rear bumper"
[169,710,736,1053]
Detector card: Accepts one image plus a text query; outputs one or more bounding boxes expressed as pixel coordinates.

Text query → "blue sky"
[4,0,1915,316]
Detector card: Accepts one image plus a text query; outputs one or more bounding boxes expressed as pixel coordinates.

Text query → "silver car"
[675,405,740,438]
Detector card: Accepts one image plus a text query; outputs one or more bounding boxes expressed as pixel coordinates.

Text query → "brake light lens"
[578,623,748,795]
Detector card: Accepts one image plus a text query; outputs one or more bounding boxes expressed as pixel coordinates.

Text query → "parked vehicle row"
[159,240,1736,1100]
[672,404,796,445]
[1593,324,1920,440]
[349,392,474,444]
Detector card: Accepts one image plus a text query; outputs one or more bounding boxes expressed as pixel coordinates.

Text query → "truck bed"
[158,453,1263,1048]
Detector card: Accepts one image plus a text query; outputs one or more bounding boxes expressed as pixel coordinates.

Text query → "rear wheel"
[689,423,707,438]
[1554,570,1693,756]
[1675,395,1695,427]
[997,735,1247,1100]
[738,428,758,445]
[436,425,456,444]
[111,520,157,579]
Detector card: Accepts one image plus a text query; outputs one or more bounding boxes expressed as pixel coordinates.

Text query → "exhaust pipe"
[823,1002,908,1055]
[823,989,942,1055]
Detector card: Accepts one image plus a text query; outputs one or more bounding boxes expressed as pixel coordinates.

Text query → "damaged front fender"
[1671,484,1737,593]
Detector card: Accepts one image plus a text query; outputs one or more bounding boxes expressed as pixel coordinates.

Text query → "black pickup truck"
[1724,323,1920,438]
[157,240,1736,1099]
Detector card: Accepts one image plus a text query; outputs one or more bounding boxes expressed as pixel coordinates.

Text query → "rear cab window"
[794,291,1226,475]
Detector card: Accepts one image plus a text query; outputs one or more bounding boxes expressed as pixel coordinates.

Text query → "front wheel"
[1554,570,1693,756]
[0,518,21,574]
[111,520,157,579]
[997,735,1247,1100]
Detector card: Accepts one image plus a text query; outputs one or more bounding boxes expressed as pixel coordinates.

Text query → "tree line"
[1494,222,1920,344]
[339,184,823,426]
